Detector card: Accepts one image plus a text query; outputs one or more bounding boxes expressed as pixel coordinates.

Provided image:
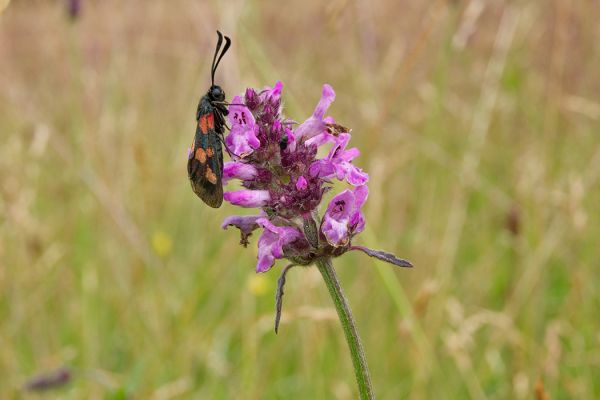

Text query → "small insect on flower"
[187,31,232,208]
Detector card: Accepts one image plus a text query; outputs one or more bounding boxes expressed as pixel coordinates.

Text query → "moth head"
[208,85,225,102]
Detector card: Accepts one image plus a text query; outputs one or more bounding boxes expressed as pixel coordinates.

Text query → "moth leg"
[213,101,248,109]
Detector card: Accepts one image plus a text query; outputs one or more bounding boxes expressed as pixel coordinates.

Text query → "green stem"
[316,258,375,400]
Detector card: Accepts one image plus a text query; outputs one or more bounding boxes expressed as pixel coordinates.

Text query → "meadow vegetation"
[0,1,598,398]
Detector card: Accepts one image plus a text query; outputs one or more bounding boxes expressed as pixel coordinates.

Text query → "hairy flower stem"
[316,258,375,400]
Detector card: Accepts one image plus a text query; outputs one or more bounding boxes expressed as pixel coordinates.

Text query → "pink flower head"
[219,82,410,281]
[256,218,302,272]
[222,82,370,255]
[206,78,414,336]
[321,185,368,247]
[308,133,369,186]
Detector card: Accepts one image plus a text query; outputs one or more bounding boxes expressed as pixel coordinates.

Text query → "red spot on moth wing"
[205,167,218,184]
[199,114,209,134]
[195,148,207,163]
[207,113,215,129]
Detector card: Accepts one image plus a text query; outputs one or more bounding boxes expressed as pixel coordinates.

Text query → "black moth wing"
[188,96,224,208]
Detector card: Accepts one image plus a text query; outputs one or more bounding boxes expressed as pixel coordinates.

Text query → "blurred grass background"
[1,0,599,398]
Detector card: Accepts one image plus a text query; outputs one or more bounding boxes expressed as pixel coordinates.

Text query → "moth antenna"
[211,31,224,86]
[212,35,231,82]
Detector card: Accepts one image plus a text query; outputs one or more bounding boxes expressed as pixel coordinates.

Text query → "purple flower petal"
[221,214,262,246]
[308,133,369,186]
[228,95,255,126]
[258,218,301,239]
[294,118,324,143]
[304,132,336,148]
[255,218,302,272]
[321,190,353,246]
[225,124,260,158]
[222,161,258,185]
[294,84,336,141]
[257,230,278,272]
[314,84,335,119]
[352,190,369,234]
[309,159,336,179]
[339,147,360,162]
[353,184,369,207]
[345,165,369,186]
[224,190,270,208]
[226,95,261,158]
[282,127,297,152]
[296,176,308,190]
[326,189,354,220]
[245,88,259,109]
[349,211,366,234]
[348,185,368,234]
[262,81,283,102]
[321,217,349,247]
[321,185,369,246]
